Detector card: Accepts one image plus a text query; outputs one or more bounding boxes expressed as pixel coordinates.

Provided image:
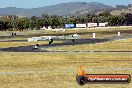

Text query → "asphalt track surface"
[0,35,132,52]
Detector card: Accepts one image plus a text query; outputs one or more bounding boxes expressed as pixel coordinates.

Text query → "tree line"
[0,11,132,31]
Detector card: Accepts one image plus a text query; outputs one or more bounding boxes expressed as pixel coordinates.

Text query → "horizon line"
[0,1,130,9]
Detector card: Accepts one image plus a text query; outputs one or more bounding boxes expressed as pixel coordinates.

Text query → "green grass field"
[0,26,132,88]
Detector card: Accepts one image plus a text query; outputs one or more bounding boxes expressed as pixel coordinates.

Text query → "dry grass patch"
[0,52,132,88]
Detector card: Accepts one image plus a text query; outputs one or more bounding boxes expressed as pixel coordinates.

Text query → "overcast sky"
[0,0,132,8]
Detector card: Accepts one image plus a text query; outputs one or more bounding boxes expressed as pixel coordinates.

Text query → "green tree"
[41,14,50,28]
[30,16,43,30]
[21,17,30,30]
[108,16,119,26]
[35,17,43,30]
[11,15,19,31]
[50,15,60,29]
[98,16,108,23]
[124,13,132,26]
[99,11,111,17]
[58,16,66,28]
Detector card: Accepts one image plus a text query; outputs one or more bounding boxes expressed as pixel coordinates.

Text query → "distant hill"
[110,5,132,15]
[0,2,113,17]
[96,4,132,16]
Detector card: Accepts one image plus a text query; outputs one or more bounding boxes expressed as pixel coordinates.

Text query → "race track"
[0,34,132,52]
